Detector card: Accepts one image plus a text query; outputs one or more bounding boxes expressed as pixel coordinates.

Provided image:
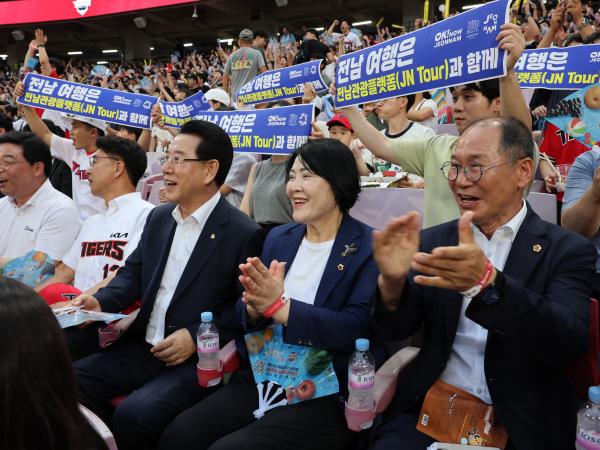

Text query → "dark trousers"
[64,323,103,361]
[75,339,218,450]
[158,369,354,450]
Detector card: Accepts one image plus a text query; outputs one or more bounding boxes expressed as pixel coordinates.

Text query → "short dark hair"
[286,139,360,212]
[467,116,534,161]
[23,119,66,138]
[450,78,500,104]
[0,131,51,177]
[254,30,268,39]
[585,30,600,44]
[0,278,107,450]
[179,120,233,186]
[0,113,13,133]
[563,32,584,46]
[95,136,148,187]
[117,125,143,140]
[305,28,319,38]
[404,94,416,111]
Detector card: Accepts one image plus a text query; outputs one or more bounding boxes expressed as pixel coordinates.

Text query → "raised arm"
[34,29,52,76]
[14,82,53,147]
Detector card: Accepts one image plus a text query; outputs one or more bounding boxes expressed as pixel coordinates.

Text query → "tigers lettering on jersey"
[72,161,89,180]
[80,240,127,261]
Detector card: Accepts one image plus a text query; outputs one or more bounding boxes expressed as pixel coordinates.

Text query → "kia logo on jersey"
[71,161,89,180]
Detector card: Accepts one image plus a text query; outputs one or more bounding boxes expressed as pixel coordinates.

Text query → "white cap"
[62,113,108,133]
[204,88,231,107]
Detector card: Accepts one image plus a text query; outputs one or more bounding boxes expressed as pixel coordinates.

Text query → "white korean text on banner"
[158,91,211,128]
[237,59,328,105]
[17,73,158,129]
[515,45,600,90]
[334,0,510,108]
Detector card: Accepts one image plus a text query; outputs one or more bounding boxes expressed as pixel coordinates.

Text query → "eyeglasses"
[0,158,28,169]
[89,155,121,166]
[440,158,520,182]
[159,155,211,166]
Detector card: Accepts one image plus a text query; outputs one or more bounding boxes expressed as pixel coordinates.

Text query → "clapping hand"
[373,211,421,308]
[412,212,489,292]
[239,257,285,315]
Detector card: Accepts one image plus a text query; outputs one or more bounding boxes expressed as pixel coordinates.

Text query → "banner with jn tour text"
[236,59,328,105]
[189,104,314,155]
[334,0,510,108]
[514,45,600,90]
[17,73,158,129]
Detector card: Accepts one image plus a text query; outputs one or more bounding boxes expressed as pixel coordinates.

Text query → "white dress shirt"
[440,200,528,404]
[145,192,221,345]
[0,179,80,261]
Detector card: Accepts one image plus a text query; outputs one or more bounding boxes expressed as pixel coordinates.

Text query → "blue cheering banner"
[334,0,510,108]
[515,45,600,90]
[159,91,211,127]
[17,73,158,129]
[237,59,327,105]
[191,104,313,155]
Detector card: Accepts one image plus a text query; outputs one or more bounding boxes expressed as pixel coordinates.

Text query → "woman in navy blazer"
[159,139,379,450]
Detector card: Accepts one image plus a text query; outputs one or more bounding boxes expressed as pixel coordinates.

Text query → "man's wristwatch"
[476,270,505,305]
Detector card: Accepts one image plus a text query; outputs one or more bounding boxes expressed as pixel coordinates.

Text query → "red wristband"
[263,293,290,318]
[460,259,495,297]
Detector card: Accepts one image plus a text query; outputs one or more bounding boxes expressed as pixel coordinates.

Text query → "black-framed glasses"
[159,155,212,166]
[89,155,121,166]
[440,158,520,182]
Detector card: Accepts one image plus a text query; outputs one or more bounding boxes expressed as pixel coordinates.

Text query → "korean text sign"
[17,73,157,129]
[515,45,600,90]
[158,91,210,128]
[190,104,313,155]
[237,59,328,105]
[334,0,510,108]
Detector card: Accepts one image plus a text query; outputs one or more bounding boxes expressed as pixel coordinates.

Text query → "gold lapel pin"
[532,244,542,253]
[337,264,344,271]
[210,233,216,240]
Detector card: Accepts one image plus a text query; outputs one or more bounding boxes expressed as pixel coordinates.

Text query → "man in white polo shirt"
[37,136,153,296]
[15,81,106,221]
[0,131,80,266]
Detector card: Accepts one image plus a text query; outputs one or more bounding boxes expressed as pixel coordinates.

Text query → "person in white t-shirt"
[408,92,438,133]
[372,94,435,173]
[37,136,153,297]
[327,19,363,52]
[0,131,80,266]
[15,81,106,221]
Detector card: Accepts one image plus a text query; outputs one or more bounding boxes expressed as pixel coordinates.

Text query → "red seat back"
[567,298,600,399]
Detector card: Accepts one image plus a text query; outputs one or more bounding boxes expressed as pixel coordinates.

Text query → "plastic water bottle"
[197,312,220,371]
[577,386,600,449]
[348,339,375,417]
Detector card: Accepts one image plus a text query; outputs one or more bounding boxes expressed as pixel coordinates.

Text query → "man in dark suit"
[71,120,263,450]
[372,117,595,450]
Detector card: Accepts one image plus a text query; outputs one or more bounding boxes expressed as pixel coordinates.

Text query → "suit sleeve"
[283,255,379,353]
[94,209,154,313]
[467,238,596,368]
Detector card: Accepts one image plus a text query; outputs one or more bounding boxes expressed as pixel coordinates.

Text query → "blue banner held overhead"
[189,104,314,155]
[236,59,328,105]
[158,91,211,128]
[17,73,158,129]
[515,45,600,90]
[334,0,510,108]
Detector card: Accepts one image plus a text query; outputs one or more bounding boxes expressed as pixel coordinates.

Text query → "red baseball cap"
[38,283,82,306]
[326,114,354,132]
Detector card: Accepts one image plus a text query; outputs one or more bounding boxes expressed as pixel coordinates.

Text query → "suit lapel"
[312,214,363,308]
[170,198,229,304]
[276,224,306,274]
[503,207,549,284]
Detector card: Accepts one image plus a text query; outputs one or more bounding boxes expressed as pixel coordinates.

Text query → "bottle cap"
[589,386,600,403]
[201,311,213,322]
[355,338,369,352]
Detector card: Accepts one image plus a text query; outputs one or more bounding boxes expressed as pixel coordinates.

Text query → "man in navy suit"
[373,117,595,450]
[71,120,263,450]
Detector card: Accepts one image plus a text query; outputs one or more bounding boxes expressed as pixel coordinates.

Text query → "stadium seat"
[139,174,163,201]
[148,180,164,206]
[80,404,117,450]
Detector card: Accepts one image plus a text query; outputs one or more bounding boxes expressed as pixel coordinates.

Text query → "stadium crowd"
[1,0,600,449]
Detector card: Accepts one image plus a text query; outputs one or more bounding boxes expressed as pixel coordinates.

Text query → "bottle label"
[198,337,219,353]
[577,428,600,449]
[349,371,375,389]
